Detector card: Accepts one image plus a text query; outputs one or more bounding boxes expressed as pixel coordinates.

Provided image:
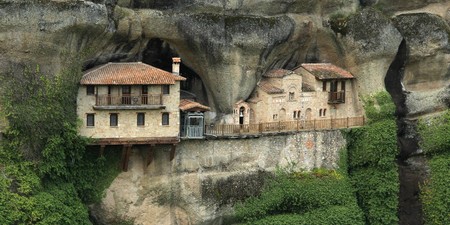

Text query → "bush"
[234,168,364,224]
[346,91,399,225]
[420,153,450,225]
[418,111,450,225]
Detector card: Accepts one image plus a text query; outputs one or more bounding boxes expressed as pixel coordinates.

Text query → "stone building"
[232,63,362,124]
[77,59,185,144]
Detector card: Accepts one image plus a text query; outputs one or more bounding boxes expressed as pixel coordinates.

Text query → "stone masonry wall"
[91,130,346,225]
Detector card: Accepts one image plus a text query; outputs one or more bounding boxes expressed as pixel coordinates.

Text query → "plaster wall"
[77,83,181,139]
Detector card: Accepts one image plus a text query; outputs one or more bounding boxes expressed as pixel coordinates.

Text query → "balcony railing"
[204,116,365,137]
[328,91,345,104]
[95,94,163,106]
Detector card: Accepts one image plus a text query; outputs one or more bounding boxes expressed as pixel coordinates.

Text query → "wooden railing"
[96,94,163,106]
[205,116,365,137]
[328,91,345,104]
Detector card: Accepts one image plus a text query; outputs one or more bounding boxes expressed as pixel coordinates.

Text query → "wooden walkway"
[205,116,365,137]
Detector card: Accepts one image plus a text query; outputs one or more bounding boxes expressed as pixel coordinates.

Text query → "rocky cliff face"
[90,131,346,225]
[1,0,449,115]
[2,1,450,224]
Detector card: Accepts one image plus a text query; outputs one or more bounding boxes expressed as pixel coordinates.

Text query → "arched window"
[323,109,327,117]
[319,109,323,117]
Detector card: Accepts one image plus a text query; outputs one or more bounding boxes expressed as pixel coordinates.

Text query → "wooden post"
[121,145,132,172]
[99,145,106,157]
[146,145,154,167]
[170,144,176,161]
[347,117,349,128]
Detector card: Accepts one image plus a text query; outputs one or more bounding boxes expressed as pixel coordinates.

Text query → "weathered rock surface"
[91,131,346,225]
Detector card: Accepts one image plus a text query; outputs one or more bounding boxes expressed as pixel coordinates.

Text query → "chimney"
[172,57,181,75]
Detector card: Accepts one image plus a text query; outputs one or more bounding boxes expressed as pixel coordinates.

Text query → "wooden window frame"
[137,113,145,126]
[162,112,169,125]
[86,85,95,95]
[86,114,95,127]
[162,85,170,95]
[110,113,118,127]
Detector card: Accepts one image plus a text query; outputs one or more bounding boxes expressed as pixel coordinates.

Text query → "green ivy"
[345,91,399,225]
[234,167,364,224]
[417,111,450,225]
[420,153,450,225]
[0,61,121,224]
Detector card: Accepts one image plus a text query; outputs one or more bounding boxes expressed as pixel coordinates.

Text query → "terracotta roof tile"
[263,69,294,78]
[301,63,354,80]
[258,80,284,94]
[80,62,186,85]
[179,99,210,112]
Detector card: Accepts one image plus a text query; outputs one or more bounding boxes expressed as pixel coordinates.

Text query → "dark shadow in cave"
[142,38,209,106]
[385,39,425,225]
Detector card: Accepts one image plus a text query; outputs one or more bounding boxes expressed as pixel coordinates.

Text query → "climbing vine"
[0,59,121,224]
[418,111,450,225]
[345,91,399,225]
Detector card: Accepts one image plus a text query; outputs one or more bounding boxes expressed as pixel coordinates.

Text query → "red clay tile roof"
[179,99,210,112]
[301,63,354,80]
[263,69,294,78]
[80,62,186,85]
[258,80,284,94]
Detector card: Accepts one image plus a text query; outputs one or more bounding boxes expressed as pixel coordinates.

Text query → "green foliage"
[242,205,363,225]
[420,153,450,225]
[362,91,396,124]
[346,91,399,225]
[417,111,450,225]
[0,61,121,224]
[329,12,350,35]
[417,110,450,155]
[234,168,364,224]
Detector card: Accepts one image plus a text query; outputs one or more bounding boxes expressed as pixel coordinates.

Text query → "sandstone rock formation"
[90,131,346,225]
[3,1,450,224]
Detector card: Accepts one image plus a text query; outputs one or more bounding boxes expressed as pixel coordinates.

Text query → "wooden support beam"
[170,144,176,161]
[146,145,154,167]
[99,145,106,157]
[121,144,132,172]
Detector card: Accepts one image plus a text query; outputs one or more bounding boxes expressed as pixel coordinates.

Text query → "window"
[330,80,338,92]
[319,109,323,117]
[322,81,327,91]
[162,85,170,95]
[137,113,145,126]
[293,110,300,119]
[86,85,95,95]
[323,109,326,117]
[273,114,278,121]
[110,113,118,127]
[341,81,346,91]
[162,112,169,125]
[142,85,148,94]
[86,114,95,126]
[122,86,131,95]
[289,92,295,101]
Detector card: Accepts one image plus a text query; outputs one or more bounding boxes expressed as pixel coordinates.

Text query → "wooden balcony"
[93,94,165,110]
[328,91,345,104]
[205,116,365,137]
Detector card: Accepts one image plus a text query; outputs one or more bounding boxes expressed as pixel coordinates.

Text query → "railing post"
[278,121,281,132]
[362,116,365,126]
[347,117,349,128]
[313,119,316,130]
[296,119,299,131]
[331,117,333,129]
[221,124,224,136]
